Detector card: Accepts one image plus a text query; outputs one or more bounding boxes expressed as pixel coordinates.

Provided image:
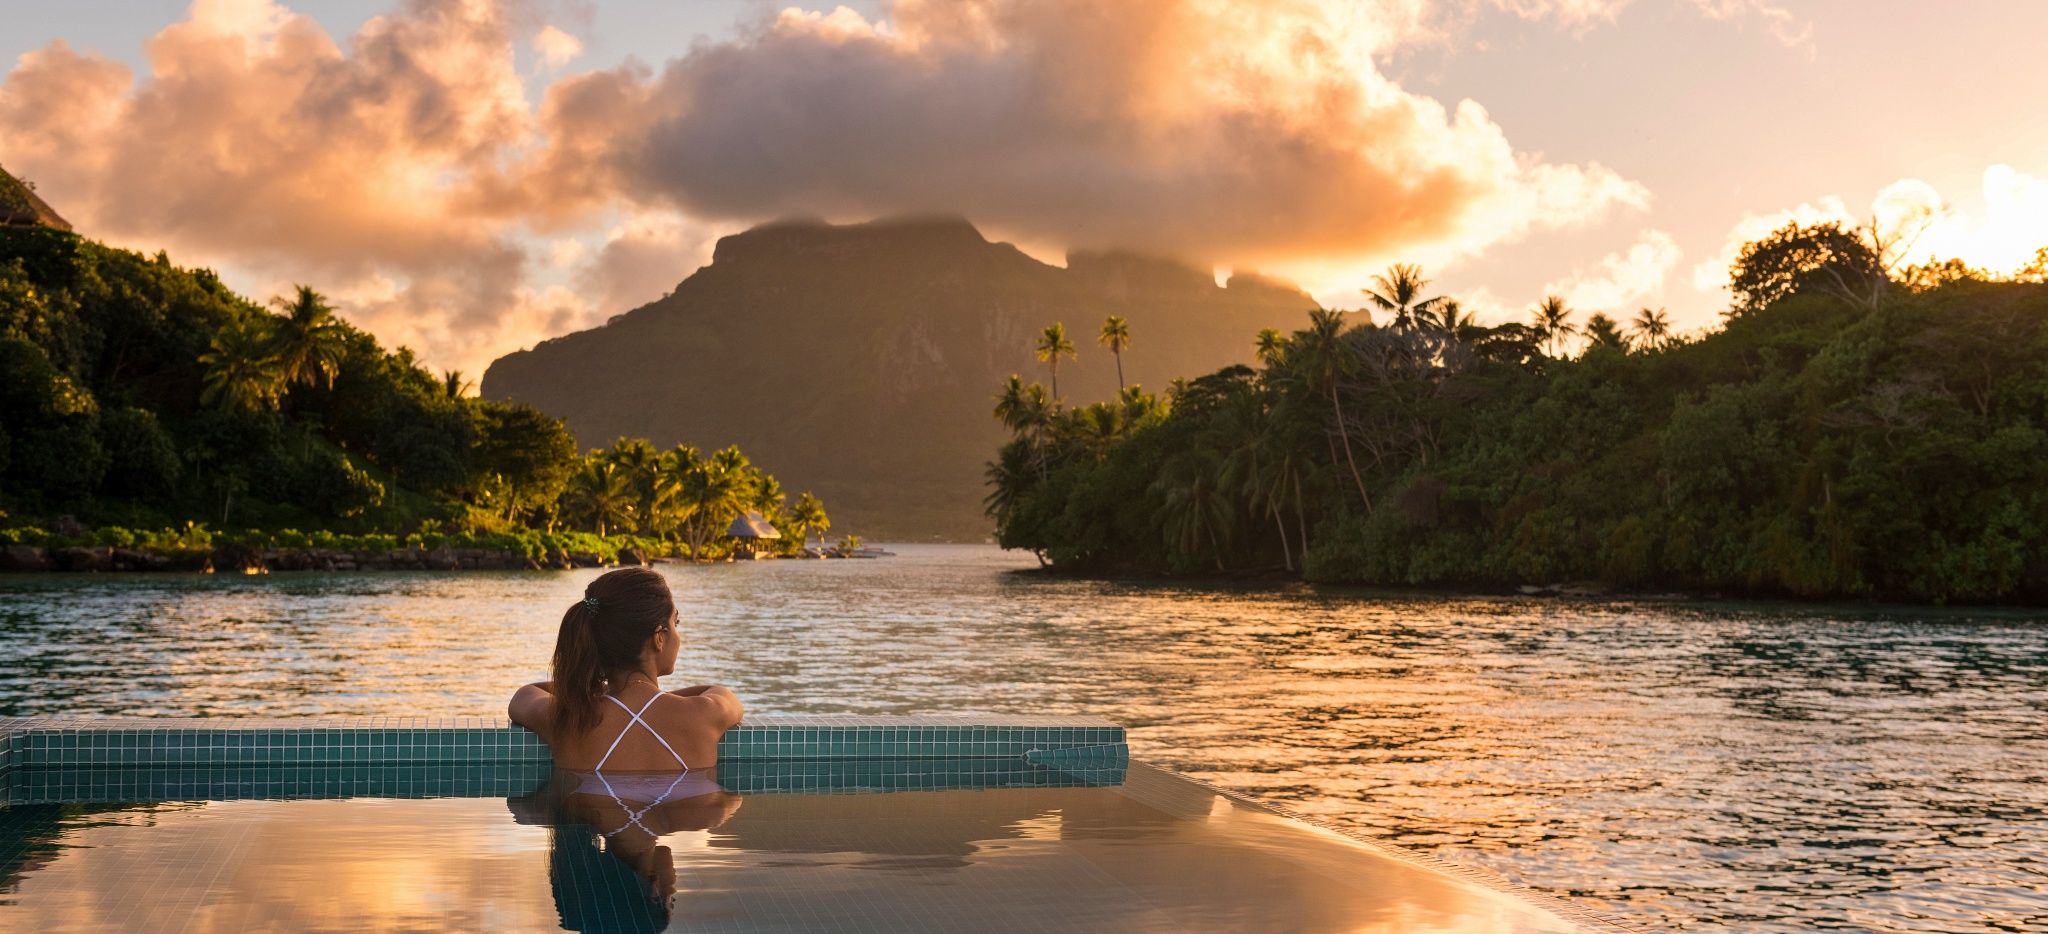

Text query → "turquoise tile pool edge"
[1,755,1133,806]
[0,715,1125,770]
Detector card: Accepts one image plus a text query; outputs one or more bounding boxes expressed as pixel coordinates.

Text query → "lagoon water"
[2,544,2044,933]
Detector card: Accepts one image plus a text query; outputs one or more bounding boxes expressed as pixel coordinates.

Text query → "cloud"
[1478,0,1809,47]
[1686,0,1810,49]
[0,0,579,376]
[1695,164,2048,297]
[497,0,1648,270]
[1540,229,1681,312]
[1448,284,1519,324]
[532,24,581,68]
[2,0,1671,376]
[575,211,727,316]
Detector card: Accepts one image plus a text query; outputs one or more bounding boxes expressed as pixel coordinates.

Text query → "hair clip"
[581,596,600,609]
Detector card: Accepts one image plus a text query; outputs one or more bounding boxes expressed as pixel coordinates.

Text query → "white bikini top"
[576,692,708,838]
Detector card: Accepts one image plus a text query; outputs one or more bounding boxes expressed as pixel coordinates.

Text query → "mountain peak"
[711,213,989,266]
[485,212,1318,539]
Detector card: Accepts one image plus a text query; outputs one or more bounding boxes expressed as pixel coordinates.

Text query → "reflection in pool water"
[0,765,1595,933]
[1,544,2045,931]
[517,771,746,932]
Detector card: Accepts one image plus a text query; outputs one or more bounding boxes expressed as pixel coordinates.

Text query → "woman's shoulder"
[656,686,745,732]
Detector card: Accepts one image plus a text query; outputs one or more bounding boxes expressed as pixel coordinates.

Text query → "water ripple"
[2,545,2045,932]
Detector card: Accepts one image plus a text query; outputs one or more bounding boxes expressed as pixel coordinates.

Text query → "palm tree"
[677,456,745,558]
[1630,307,1672,351]
[199,317,283,413]
[650,445,704,536]
[751,472,784,516]
[1296,308,1373,514]
[982,440,1037,524]
[269,285,348,389]
[440,370,472,399]
[567,458,635,536]
[994,374,1055,478]
[1035,322,1077,402]
[1583,313,1628,352]
[710,445,755,502]
[1097,315,1132,391]
[1530,295,1574,358]
[1064,402,1123,456]
[1118,384,1164,434]
[1255,328,1287,367]
[1151,449,1231,571]
[1222,407,1302,572]
[788,492,830,549]
[1429,299,1485,345]
[1362,263,1442,330]
[992,375,1052,435]
[605,437,662,533]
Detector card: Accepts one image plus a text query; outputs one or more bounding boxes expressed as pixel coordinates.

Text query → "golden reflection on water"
[2,546,2046,932]
[0,766,1588,933]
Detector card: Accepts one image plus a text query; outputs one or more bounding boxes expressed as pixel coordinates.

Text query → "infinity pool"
[0,719,1616,933]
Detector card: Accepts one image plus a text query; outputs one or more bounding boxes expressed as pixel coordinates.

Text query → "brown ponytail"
[549,567,677,736]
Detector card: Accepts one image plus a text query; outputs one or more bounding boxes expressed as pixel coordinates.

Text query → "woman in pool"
[508,567,745,924]
[508,566,745,772]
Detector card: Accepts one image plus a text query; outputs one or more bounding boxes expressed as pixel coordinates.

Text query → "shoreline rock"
[0,542,842,573]
[0,544,619,574]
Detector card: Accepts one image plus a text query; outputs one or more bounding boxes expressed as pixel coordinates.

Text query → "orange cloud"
[0,0,577,374]
[501,0,1647,270]
[2,0,1654,375]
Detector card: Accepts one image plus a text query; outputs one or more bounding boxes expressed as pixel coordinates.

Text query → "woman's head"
[550,567,679,735]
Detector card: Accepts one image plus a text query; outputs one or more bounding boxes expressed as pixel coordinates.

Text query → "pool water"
[0,763,1608,933]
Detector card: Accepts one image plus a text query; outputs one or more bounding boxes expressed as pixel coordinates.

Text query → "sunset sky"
[4,0,2047,376]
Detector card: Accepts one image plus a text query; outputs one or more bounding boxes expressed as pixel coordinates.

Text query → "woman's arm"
[508,681,555,739]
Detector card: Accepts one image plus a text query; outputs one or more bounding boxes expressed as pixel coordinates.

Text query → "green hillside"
[0,224,812,555]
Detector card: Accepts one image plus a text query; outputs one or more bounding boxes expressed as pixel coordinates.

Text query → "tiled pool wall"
[0,714,1129,802]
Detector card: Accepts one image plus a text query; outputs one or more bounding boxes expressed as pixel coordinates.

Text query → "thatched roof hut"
[727,511,781,540]
[0,164,72,231]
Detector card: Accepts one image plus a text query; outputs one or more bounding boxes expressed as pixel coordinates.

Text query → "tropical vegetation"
[0,225,828,559]
[986,225,2048,603]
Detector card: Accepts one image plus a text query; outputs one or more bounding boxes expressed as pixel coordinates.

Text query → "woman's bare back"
[516,683,740,772]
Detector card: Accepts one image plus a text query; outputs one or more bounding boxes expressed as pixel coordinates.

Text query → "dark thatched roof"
[0,164,72,231]
[727,510,781,540]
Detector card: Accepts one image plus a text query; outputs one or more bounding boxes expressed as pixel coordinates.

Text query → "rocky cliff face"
[482,216,1316,539]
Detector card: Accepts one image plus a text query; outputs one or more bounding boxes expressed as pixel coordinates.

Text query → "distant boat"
[849,545,896,558]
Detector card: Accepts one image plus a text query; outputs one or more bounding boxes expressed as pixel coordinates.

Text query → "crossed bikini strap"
[594,693,689,771]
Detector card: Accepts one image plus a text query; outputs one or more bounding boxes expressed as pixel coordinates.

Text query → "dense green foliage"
[988,226,2048,603]
[0,227,824,556]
